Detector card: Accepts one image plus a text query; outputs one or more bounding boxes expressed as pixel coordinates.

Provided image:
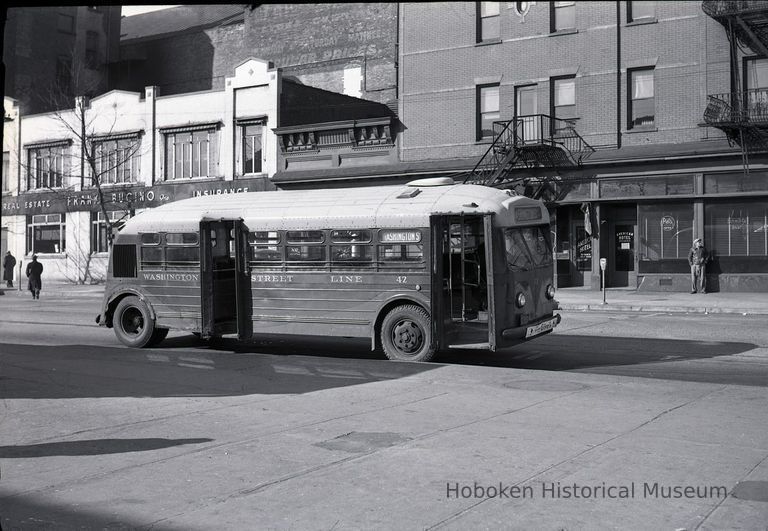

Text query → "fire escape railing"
[704,88,768,124]
[463,114,595,187]
[702,0,768,18]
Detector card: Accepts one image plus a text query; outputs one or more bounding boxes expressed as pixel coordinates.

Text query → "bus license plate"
[525,317,558,339]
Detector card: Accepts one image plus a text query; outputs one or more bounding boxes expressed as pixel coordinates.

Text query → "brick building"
[397,1,768,292]
[115,4,397,107]
[3,6,122,115]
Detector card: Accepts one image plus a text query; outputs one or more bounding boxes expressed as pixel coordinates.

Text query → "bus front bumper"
[501,313,561,342]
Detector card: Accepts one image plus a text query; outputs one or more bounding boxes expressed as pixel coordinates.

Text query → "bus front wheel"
[113,296,158,348]
[381,304,436,362]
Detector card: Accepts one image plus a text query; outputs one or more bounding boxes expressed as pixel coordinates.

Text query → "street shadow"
[0,438,213,458]
[0,489,179,530]
[0,339,438,400]
[438,333,764,386]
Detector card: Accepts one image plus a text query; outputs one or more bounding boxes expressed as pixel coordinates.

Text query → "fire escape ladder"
[463,115,595,188]
[702,1,768,169]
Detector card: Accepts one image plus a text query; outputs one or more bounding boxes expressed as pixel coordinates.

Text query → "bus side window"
[286,230,326,268]
[139,232,162,270]
[330,229,373,268]
[166,233,200,270]
[249,231,282,267]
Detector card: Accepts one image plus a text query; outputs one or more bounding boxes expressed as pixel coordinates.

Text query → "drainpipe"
[616,0,622,149]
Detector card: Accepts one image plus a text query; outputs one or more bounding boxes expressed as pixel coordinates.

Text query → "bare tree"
[18,51,144,283]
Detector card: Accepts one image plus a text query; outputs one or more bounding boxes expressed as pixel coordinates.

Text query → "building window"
[629,68,654,129]
[57,13,75,33]
[56,56,73,94]
[639,204,694,261]
[92,137,141,185]
[27,214,66,254]
[744,57,768,119]
[91,210,130,253]
[706,201,768,257]
[551,1,575,32]
[628,1,656,22]
[478,2,500,42]
[85,31,99,69]
[343,65,363,98]
[477,84,500,140]
[551,76,576,133]
[2,152,9,192]
[27,145,66,190]
[241,124,263,174]
[164,128,218,180]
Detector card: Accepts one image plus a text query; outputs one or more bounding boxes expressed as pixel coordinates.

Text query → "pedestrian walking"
[26,254,43,299]
[3,251,16,287]
[688,238,709,294]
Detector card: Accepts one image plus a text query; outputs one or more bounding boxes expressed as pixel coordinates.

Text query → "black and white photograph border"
[1,3,768,530]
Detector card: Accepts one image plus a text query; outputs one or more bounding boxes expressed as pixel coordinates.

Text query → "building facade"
[115,4,398,107]
[398,1,768,292]
[2,59,281,283]
[3,6,122,115]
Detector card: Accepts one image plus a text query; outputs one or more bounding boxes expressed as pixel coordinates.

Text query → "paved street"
[1,291,767,529]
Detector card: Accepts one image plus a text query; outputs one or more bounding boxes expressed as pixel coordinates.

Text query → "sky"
[121,5,180,17]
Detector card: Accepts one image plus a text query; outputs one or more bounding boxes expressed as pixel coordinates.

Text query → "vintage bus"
[96,178,560,362]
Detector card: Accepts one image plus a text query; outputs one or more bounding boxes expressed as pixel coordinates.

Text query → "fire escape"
[462,115,594,199]
[702,1,768,170]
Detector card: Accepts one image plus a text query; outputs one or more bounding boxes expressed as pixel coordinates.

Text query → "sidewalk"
[0,283,104,299]
[556,286,768,315]
[1,283,766,315]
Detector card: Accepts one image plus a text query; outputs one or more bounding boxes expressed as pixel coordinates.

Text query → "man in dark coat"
[688,238,709,294]
[3,251,16,287]
[26,254,43,299]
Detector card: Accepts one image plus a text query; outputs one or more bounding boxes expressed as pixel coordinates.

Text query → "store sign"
[1,176,270,216]
[661,215,675,232]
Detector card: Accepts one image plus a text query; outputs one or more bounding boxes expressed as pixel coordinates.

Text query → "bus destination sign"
[380,230,421,243]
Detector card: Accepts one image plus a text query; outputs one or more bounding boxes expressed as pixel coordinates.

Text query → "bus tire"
[380,304,436,362]
[113,296,157,348]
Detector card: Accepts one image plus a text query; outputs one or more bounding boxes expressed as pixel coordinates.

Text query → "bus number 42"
[396,276,408,284]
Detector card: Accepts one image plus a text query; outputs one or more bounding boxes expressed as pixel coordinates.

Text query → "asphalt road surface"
[1,293,767,529]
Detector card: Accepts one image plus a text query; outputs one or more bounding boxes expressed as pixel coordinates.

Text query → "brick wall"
[400,1,730,163]
[118,4,397,106]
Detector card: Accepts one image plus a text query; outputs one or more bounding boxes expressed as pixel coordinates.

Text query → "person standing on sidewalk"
[26,255,43,299]
[3,251,16,287]
[688,238,709,294]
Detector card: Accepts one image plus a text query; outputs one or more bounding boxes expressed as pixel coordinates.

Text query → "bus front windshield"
[504,226,553,271]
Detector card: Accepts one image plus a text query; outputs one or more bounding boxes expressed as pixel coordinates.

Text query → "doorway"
[605,205,637,287]
[200,219,252,339]
[515,84,539,144]
[432,214,494,348]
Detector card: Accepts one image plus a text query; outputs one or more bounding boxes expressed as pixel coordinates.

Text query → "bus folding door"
[430,214,495,350]
[200,218,252,339]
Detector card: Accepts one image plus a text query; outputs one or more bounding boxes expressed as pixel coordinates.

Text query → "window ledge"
[475,38,502,47]
[475,139,494,145]
[163,176,223,184]
[94,182,138,189]
[624,127,658,134]
[26,253,67,259]
[626,18,657,27]
[23,188,65,194]
[549,29,578,37]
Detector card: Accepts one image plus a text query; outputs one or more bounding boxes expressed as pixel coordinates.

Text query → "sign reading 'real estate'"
[1,176,271,216]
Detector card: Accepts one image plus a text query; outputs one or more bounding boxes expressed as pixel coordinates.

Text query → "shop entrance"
[605,205,637,287]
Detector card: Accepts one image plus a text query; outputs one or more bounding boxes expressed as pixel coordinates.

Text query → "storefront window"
[704,172,768,194]
[27,214,66,254]
[706,201,768,257]
[575,226,591,270]
[91,210,131,253]
[638,204,693,261]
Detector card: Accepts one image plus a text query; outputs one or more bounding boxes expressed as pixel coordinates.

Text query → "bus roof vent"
[406,177,455,187]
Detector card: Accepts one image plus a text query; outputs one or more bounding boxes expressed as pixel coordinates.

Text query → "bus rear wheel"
[381,304,436,362]
[113,296,157,348]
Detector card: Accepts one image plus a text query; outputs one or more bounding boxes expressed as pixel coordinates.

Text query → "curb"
[557,303,767,315]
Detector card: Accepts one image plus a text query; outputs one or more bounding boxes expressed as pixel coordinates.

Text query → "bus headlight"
[546,284,556,299]
[516,292,527,308]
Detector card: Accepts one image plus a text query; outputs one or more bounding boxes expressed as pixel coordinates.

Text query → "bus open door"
[200,218,252,340]
[431,213,496,351]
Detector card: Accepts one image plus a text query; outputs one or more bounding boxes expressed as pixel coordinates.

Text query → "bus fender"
[370,294,431,351]
[104,288,157,327]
